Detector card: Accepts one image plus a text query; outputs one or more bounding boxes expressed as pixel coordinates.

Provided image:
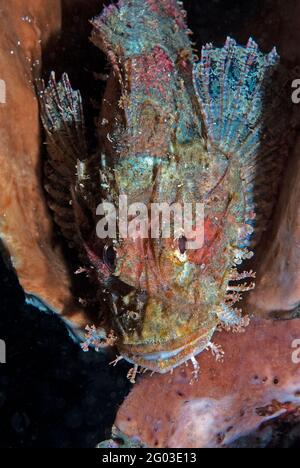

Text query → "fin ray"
[193,37,292,248]
[39,72,89,246]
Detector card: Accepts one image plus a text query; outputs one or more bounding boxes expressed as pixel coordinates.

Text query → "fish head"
[94,211,227,373]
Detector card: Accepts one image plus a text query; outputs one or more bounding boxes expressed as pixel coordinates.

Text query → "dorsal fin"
[193,37,292,249]
[39,73,98,249]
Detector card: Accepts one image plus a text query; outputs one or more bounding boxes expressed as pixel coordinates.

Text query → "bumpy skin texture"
[40,0,290,374]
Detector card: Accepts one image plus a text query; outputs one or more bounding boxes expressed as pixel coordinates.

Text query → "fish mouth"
[118,327,216,374]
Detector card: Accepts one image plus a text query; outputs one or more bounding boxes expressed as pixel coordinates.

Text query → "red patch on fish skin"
[187,217,222,265]
[116,237,172,295]
[147,0,187,29]
[134,46,174,96]
[85,244,111,279]
[146,0,160,14]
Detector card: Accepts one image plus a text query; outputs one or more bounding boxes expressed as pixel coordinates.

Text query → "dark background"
[0,0,299,448]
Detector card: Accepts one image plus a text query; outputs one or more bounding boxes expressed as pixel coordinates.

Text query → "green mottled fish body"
[40,0,290,379]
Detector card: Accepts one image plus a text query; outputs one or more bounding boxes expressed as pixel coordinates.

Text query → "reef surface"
[111,318,300,448]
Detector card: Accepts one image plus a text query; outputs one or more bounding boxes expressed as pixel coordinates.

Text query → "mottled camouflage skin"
[40,0,288,376]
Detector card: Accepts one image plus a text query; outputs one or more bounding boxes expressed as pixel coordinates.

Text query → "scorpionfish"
[40,0,289,381]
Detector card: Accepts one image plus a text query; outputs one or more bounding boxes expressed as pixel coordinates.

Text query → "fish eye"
[178,235,187,254]
[103,245,117,271]
[128,311,140,321]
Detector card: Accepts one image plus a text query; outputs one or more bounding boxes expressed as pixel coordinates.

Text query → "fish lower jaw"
[119,327,216,376]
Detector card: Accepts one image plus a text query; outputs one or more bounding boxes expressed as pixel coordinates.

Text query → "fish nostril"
[178,235,187,254]
[103,244,117,271]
